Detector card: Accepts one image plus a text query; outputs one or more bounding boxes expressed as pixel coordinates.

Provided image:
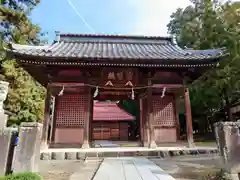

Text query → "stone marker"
[12,122,43,173]
[214,121,240,180]
[0,80,9,129]
[0,128,14,176]
[0,114,8,129]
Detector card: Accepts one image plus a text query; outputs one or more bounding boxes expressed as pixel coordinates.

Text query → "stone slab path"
[93,157,176,180]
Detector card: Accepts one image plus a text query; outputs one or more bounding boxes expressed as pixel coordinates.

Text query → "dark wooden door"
[92,122,120,140]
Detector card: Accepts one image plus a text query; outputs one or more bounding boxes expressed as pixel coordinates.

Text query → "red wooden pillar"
[174,94,181,140]
[184,87,195,147]
[50,96,58,144]
[89,96,93,144]
[142,97,148,147]
[49,96,56,144]
[41,85,51,149]
[139,98,144,145]
[82,87,92,148]
[147,78,157,148]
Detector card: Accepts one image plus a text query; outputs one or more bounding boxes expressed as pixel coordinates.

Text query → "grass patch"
[0,172,42,180]
[195,141,217,146]
[119,143,139,147]
[172,167,232,180]
[171,166,219,179]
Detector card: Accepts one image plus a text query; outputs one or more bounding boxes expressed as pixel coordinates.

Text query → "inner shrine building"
[6,33,226,148]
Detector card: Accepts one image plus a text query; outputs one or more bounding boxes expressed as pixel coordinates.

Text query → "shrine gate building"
[6,33,227,148]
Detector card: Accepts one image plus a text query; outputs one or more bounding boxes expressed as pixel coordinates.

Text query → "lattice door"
[153,95,176,127]
[55,94,88,128]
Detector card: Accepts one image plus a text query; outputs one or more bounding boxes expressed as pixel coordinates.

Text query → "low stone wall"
[214,121,240,180]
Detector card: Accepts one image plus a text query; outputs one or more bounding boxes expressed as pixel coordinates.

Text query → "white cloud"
[127,0,192,36]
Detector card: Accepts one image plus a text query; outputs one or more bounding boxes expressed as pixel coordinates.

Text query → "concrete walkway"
[93,157,176,180]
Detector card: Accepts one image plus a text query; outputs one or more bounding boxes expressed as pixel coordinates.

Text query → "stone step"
[40,148,219,160]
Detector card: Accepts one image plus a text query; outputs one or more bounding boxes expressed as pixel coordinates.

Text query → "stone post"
[0,128,16,176]
[214,122,240,180]
[0,81,9,129]
[12,122,43,173]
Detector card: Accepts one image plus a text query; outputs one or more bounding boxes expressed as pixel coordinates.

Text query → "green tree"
[0,0,45,126]
[119,100,140,139]
[167,0,240,126]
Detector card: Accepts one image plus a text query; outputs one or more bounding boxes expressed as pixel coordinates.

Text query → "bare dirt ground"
[39,154,222,180]
[39,160,100,180]
[150,154,222,180]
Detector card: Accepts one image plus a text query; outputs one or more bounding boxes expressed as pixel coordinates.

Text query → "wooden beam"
[49,83,85,87]
[152,84,183,88]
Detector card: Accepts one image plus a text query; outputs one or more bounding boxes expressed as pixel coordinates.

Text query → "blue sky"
[30,0,193,42]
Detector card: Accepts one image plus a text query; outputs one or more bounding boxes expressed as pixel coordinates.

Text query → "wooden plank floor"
[93,157,176,180]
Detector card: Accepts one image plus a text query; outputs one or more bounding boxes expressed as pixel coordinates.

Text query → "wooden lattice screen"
[56,94,88,128]
[153,95,176,127]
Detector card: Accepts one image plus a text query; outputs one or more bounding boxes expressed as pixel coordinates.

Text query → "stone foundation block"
[169,150,181,156]
[51,152,65,160]
[77,152,86,160]
[158,151,165,158]
[148,151,158,157]
[86,152,98,158]
[65,152,77,160]
[197,149,207,154]
[40,152,51,160]
[102,152,118,157]
[178,150,184,155]
[122,151,136,157]
[189,149,198,155]
[135,151,148,156]
[162,151,170,157]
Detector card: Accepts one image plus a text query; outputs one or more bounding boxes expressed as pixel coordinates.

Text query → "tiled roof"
[7,33,227,62]
[93,101,135,121]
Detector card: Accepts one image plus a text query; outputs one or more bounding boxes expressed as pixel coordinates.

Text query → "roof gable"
[93,101,135,121]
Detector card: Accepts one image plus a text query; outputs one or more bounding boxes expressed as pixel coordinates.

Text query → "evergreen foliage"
[167,0,240,124]
[0,0,45,126]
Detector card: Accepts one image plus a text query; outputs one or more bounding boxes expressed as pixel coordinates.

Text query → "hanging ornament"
[161,87,166,98]
[93,86,99,98]
[58,86,65,96]
[125,81,133,87]
[105,80,113,86]
[131,87,135,100]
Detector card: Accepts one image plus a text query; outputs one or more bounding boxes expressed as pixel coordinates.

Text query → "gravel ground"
[150,154,223,180]
[39,160,100,180]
